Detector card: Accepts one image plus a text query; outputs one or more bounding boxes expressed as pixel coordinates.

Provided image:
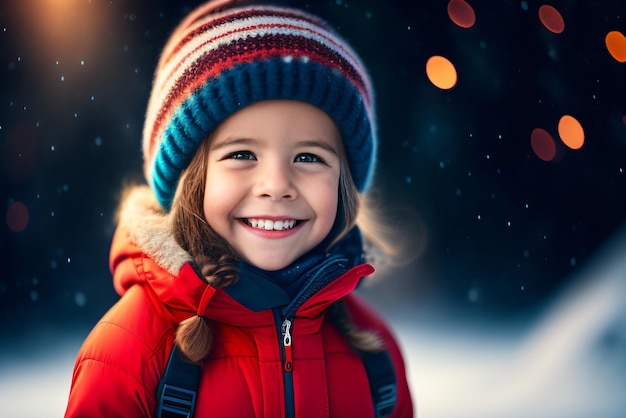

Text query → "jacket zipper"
[275,312,295,418]
[282,318,293,372]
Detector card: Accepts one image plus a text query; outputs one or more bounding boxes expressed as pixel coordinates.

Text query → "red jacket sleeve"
[343,293,415,418]
[65,285,174,418]
[65,356,153,417]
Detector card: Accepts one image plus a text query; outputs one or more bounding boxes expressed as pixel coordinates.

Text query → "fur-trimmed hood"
[114,185,191,278]
[109,185,375,325]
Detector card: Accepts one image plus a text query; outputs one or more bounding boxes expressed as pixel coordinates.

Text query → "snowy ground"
[1,226,625,418]
[400,225,626,418]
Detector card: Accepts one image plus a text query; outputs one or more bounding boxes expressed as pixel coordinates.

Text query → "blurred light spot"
[605,31,626,63]
[6,201,29,232]
[447,0,476,28]
[558,115,584,150]
[30,290,39,302]
[530,128,556,162]
[468,287,480,303]
[75,291,86,307]
[539,5,565,34]
[426,55,458,90]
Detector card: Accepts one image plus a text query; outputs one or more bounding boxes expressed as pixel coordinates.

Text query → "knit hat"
[143,0,376,210]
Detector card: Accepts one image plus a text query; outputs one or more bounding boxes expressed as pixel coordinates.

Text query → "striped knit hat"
[143,0,376,210]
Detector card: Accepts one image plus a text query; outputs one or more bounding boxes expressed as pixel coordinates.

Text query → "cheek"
[203,171,237,227]
[311,177,340,229]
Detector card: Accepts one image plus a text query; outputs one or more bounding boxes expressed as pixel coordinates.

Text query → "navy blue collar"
[223,227,365,315]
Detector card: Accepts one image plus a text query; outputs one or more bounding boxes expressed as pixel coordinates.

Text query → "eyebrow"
[295,139,339,156]
[209,137,257,152]
[210,137,339,156]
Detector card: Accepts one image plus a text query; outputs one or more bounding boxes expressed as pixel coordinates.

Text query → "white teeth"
[246,218,296,231]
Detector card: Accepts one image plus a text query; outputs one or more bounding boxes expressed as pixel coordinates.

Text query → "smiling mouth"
[243,218,300,231]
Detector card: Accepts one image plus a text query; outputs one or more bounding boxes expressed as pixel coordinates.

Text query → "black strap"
[156,344,201,418]
[156,344,397,418]
[359,350,398,418]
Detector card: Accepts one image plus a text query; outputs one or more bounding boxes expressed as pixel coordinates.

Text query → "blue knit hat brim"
[153,58,375,210]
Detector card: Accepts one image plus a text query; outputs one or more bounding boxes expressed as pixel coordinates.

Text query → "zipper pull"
[282,318,293,372]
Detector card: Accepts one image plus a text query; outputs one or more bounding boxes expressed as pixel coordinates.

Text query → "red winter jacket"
[65,187,413,417]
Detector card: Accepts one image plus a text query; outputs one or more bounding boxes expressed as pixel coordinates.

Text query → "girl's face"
[203,100,342,271]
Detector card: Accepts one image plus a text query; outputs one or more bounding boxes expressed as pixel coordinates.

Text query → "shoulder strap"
[156,344,202,418]
[156,344,397,418]
[359,349,398,418]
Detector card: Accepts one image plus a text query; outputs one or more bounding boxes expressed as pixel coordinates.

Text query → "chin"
[242,254,295,272]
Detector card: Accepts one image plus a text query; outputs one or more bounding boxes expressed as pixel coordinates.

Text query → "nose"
[253,161,297,200]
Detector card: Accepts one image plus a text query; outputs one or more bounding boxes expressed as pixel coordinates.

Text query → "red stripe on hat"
[164,7,331,66]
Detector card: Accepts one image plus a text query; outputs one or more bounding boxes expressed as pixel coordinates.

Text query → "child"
[65,0,414,416]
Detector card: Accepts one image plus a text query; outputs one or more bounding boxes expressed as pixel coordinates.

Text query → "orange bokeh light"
[539,5,565,34]
[605,31,626,63]
[447,0,476,29]
[7,201,29,232]
[531,128,557,162]
[558,115,584,150]
[426,56,458,90]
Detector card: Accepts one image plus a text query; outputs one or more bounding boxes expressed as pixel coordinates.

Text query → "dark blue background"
[2,0,625,336]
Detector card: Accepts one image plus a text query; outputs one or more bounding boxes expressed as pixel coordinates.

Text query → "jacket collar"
[111,185,374,325]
